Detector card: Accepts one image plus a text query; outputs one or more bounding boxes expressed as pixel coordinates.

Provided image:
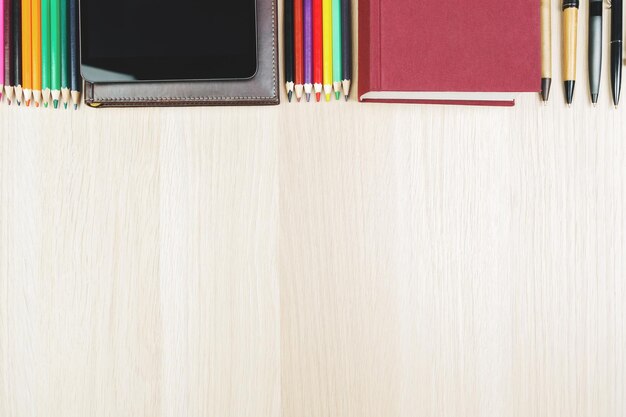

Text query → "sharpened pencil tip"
[325,94,331,102]
[64,103,68,110]
[316,92,321,102]
[287,91,293,102]
[335,91,340,100]
[306,93,311,102]
[7,100,11,106]
[25,101,30,107]
[74,104,78,110]
[53,100,59,109]
[44,102,49,108]
[344,95,349,102]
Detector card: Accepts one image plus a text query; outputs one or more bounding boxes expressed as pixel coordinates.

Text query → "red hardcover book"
[358,0,540,106]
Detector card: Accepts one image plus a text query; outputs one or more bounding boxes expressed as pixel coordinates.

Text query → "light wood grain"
[1,1,625,417]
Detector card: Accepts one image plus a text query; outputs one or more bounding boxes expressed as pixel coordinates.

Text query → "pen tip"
[564,81,575,107]
[53,100,59,109]
[287,91,293,102]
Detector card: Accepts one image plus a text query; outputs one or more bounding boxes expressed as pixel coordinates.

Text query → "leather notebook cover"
[84,0,279,107]
[358,0,540,106]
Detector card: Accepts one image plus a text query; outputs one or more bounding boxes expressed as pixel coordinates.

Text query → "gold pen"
[541,0,552,102]
[562,0,579,105]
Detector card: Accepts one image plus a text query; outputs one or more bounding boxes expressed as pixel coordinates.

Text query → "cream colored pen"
[562,0,579,106]
[541,0,552,102]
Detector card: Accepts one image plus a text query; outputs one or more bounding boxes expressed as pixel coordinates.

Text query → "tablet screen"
[80,0,257,82]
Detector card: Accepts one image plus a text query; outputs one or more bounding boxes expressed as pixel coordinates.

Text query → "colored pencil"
[60,0,68,108]
[293,0,304,101]
[31,0,41,105]
[4,0,13,104]
[41,0,50,106]
[331,0,341,100]
[341,0,351,100]
[322,0,332,101]
[68,0,79,108]
[50,0,60,108]
[21,0,32,105]
[303,0,313,101]
[313,0,322,101]
[284,0,294,102]
[0,0,4,100]
[11,0,21,105]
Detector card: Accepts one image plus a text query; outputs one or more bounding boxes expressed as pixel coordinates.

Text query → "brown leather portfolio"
[84,0,279,107]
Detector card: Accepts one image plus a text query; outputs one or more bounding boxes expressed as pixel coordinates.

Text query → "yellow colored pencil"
[32,0,42,106]
[322,0,333,101]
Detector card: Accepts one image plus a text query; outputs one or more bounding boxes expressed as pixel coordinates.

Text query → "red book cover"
[358,0,540,106]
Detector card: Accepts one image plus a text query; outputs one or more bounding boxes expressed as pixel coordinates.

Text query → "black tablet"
[80,0,257,82]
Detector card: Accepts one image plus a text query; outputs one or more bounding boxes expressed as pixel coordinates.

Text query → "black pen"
[611,0,622,107]
[589,0,603,106]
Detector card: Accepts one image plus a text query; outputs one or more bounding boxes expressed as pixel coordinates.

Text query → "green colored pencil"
[50,0,61,108]
[60,0,69,108]
[331,0,342,100]
[333,0,343,100]
[42,0,51,107]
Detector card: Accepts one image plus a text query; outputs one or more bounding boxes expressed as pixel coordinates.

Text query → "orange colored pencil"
[32,0,42,105]
[21,0,32,105]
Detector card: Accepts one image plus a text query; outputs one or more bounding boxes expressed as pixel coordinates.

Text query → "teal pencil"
[331,0,342,100]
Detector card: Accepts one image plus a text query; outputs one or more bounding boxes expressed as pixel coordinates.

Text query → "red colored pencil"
[313,0,323,102]
[294,0,304,101]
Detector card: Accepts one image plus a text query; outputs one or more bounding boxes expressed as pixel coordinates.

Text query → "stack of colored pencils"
[1,0,81,109]
[284,0,352,102]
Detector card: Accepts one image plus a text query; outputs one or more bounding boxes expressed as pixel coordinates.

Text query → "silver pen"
[588,0,603,106]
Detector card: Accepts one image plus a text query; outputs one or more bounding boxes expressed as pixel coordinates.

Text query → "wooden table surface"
[1,2,625,416]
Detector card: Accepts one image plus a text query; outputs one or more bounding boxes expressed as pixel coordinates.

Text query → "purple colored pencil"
[303,0,313,101]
